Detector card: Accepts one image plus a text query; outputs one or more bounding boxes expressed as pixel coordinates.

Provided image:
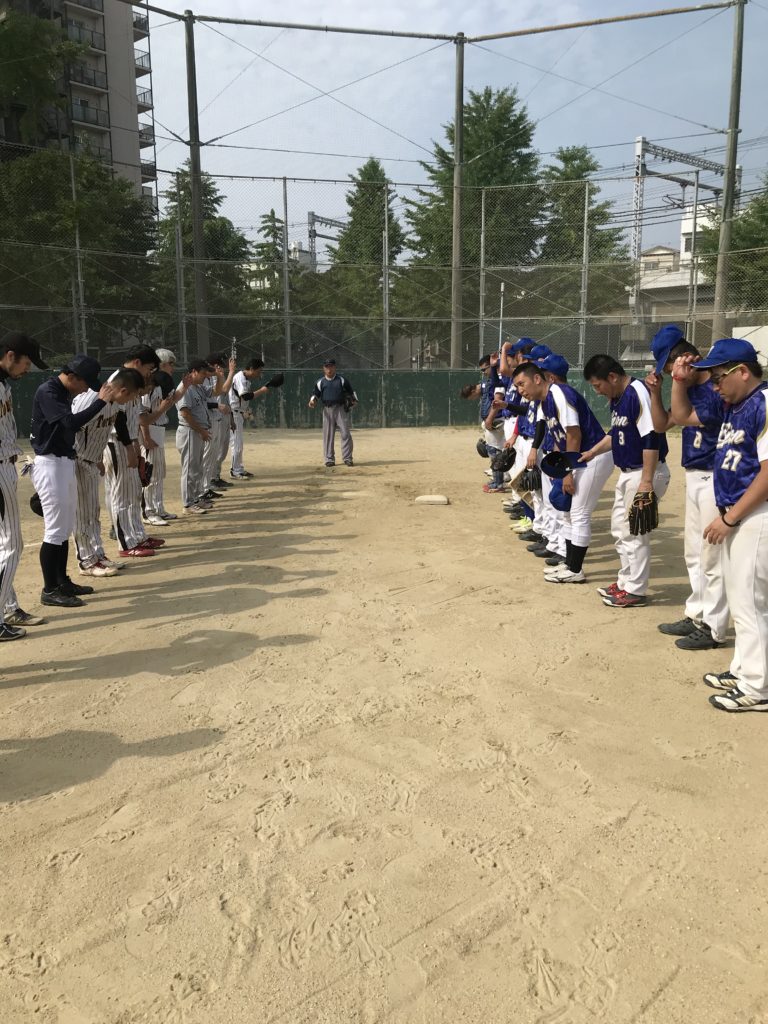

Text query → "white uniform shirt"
[0,376,22,460]
[74,389,118,463]
[107,370,140,441]
[229,370,250,413]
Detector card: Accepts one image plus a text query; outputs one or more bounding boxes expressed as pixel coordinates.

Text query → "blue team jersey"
[539,383,605,454]
[609,378,669,471]
[480,376,494,419]
[713,383,768,507]
[517,399,538,439]
[502,376,518,419]
[683,380,722,470]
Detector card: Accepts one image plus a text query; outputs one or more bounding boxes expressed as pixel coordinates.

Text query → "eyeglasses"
[709,363,744,385]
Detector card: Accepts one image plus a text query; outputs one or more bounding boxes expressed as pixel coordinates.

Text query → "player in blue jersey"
[514,355,613,582]
[645,325,728,651]
[581,354,670,608]
[670,338,768,712]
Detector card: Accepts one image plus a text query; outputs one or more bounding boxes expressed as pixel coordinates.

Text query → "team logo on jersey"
[717,423,746,447]
[611,413,630,428]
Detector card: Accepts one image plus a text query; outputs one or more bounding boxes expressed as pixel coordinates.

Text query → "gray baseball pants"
[322,404,353,464]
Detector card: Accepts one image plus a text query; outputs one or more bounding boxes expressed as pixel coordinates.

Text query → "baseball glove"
[343,395,357,412]
[265,373,285,389]
[476,437,489,459]
[137,455,153,488]
[152,369,175,398]
[490,447,516,473]
[29,492,43,517]
[518,465,542,491]
[628,490,659,536]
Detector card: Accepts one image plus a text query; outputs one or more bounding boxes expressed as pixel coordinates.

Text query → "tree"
[154,164,256,354]
[698,175,768,313]
[252,208,284,312]
[395,87,544,359]
[0,10,84,146]
[0,148,156,358]
[533,145,629,318]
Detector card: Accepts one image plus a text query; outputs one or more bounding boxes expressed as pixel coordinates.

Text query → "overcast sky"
[145,0,768,251]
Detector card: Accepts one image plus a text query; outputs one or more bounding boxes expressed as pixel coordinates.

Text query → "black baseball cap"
[322,358,336,366]
[2,332,48,369]
[63,354,102,390]
[188,358,214,372]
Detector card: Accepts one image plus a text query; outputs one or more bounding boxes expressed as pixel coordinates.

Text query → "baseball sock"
[40,542,61,592]
[568,544,588,573]
[57,540,69,585]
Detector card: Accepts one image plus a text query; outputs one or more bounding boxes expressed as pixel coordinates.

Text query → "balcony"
[73,138,111,162]
[141,160,157,181]
[138,122,155,147]
[136,88,153,112]
[71,101,110,129]
[65,22,105,50]
[142,187,159,214]
[134,49,151,76]
[64,0,104,11]
[69,63,107,91]
[133,11,149,38]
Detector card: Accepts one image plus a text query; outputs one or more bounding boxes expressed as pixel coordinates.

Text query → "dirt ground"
[0,426,765,1024]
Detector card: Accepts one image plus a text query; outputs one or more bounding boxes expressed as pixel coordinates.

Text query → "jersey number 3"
[721,448,743,472]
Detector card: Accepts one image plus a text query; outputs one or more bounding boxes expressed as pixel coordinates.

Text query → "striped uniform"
[104,383,146,551]
[0,374,23,624]
[141,385,169,516]
[229,369,249,474]
[73,389,118,568]
[202,376,222,491]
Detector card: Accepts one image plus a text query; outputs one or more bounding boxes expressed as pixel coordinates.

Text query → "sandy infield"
[0,427,764,1023]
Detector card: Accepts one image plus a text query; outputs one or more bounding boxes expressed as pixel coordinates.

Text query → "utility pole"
[711,0,745,340]
[174,217,188,365]
[478,187,486,361]
[281,177,292,367]
[685,170,700,343]
[578,180,590,369]
[184,9,209,355]
[449,32,465,368]
[69,153,87,353]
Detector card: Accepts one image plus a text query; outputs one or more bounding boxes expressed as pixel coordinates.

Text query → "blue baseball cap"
[693,338,759,369]
[651,324,684,376]
[549,478,572,512]
[541,450,587,479]
[511,337,536,355]
[529,344,553,361]
[537,353,569,379]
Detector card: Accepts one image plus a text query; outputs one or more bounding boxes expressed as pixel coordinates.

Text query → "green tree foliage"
[0,10,84,145]
[154,164,255,353]
[0,149,155,357]
[532,145,629,317]
[698,175,768,313]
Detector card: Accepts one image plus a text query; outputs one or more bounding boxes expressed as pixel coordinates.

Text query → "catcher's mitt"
[518,465,542,491]
[29,492,43,518]
[265,373,284,389]
[137,456,153,488]
[628,490,659,536]
[343,395,357,412]
[490,447,516,473]
[476,437,489,459]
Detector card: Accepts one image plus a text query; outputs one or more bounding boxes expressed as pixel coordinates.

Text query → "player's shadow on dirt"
[3,628,314,688]
[0,727,220,804]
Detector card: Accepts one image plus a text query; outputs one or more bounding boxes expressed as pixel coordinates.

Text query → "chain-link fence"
[2,144,767,376]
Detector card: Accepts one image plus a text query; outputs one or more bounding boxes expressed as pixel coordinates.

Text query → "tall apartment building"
[1,0,157,205]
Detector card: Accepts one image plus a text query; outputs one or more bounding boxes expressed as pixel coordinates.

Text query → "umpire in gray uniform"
[308,359,358,467]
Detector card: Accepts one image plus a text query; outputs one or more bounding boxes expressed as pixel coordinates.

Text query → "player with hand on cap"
[0,333,49,639]
[671,338,768,712]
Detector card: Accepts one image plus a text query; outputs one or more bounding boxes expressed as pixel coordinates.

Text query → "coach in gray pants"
[309,359,358,467]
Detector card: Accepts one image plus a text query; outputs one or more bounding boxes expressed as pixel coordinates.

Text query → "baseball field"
[0,427,763,1023]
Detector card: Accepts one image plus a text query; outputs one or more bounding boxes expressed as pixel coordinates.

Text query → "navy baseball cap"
[63,354,101,390]
[323,358,337,366]
[541,450,587,479]
[529,344,553,361]
[693,338,759,369]
[651,324,684,375]
[2,332,48,369]
[537,353,569,379]
[549,478,572,512]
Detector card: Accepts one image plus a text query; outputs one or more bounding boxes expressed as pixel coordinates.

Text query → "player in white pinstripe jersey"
[74,368,144,577]
[140,350,190,526]
[0,333,49,639]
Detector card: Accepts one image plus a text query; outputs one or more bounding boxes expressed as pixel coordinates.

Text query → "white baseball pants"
[0,461,23,625]
[723,506,768,699]
[564,450,614,548]
[31,454,76,544]
[105,442,146,551]
[540,470,566,556]
[74,459,107,568]
[610,463,671,596]
[230,410,245,473]
[142,424,167,515]
[682,469,729,643]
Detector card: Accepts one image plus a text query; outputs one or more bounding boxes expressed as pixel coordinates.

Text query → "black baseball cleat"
[0,623,26,641]
[545,555,566,567]
[212,478,234,489]
[533,547,554,558]
[41,587,85,608]
[344,460,354,466]
[202,489,223,500]
[325,461,335,468]
[518,530,544,543]
[658,617,697,637]
[239,470,254,478]
[61,578,94,597]
[526,542,548,553]
[675,623,723,651]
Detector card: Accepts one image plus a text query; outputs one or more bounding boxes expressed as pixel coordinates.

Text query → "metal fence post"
[578,180,590,369]
[686,170,700,344]
[479,186,486,361]
[382,181,390,428]
[174,217,188,365]
[282,176,292,368]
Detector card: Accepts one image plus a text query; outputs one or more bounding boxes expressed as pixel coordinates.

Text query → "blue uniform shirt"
[713,383,768,507]
[480,374,494,419]
[30,377,106,458]
[517,399,538,440]
[683,380,722,470]
[609,378,668,471]
[539,382,605,453]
